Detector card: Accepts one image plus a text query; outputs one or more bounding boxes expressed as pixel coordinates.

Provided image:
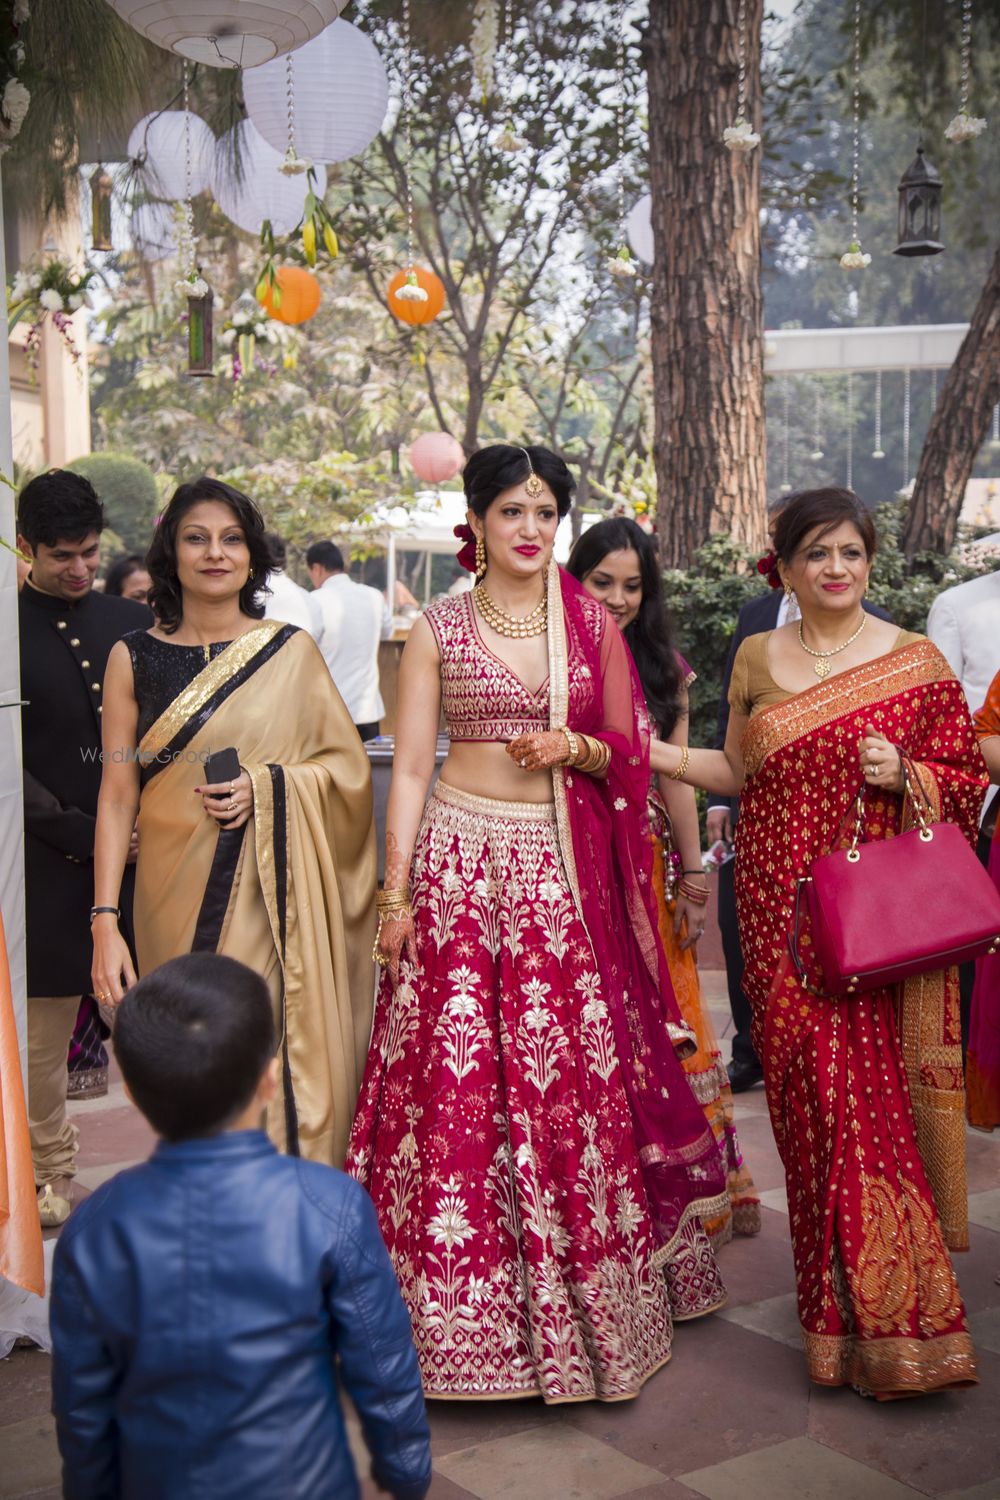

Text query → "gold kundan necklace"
[797,611,867,678]
[473,581,547,639]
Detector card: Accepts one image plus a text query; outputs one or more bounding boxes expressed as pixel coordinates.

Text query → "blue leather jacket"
[50,1132,431,1500]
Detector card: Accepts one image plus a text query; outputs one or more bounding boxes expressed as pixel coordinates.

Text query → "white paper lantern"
[128,111,216,201]
[626,194,654,264]
[131,201,176,261]
[107,0,345,69]
[244,19,389,164]
[212,121,326,236]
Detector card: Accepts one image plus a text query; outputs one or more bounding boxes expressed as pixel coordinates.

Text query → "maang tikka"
[518,446,544,498]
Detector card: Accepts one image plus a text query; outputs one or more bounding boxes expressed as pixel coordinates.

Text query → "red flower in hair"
[454,522,477,573]
[756,548,782,589]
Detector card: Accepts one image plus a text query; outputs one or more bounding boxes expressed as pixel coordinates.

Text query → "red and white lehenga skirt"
[348,783,725,1403]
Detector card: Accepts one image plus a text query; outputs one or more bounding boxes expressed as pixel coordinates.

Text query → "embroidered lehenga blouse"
[730,629,983,1397]
[348,565,728,1403]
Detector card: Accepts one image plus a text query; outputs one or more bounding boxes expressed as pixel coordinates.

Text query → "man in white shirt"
[306,540,393,742]
[263,532,320,639]
[926,569,1000,714]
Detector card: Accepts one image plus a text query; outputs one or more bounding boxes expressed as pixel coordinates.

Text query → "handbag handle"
[845,745,934,862]
[787,877,825,998]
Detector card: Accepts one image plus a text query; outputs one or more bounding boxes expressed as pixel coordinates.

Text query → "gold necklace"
[473,581,547,639]
[797,611,867,678]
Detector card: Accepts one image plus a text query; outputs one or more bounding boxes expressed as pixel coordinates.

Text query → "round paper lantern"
[127,111,216,201]
[244,19,389,165]
[107,0,344,70]
[212,121,326,236]
[257,266,321,324]
[130,201,176,261]
[409,433,465,484]
[626,194,654,264]
[387,267,446,326]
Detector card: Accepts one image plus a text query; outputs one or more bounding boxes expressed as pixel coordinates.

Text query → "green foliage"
[65,452,160,552]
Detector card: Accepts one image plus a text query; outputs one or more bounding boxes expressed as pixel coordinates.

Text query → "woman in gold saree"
[656,487,986,1399]
[92,479,376,1165]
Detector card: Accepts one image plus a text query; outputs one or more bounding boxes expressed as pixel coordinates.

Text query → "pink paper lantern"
[409,432,465,484]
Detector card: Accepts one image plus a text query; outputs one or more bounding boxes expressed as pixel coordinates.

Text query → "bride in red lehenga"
[657,486,985,1400]
[348,444,728,1403]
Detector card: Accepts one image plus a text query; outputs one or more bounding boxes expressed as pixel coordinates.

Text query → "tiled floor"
[3,973,998,1500]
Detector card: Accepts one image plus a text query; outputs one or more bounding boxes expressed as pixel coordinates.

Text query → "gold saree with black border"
[735,639,985,1396]
[135,623,377,1166]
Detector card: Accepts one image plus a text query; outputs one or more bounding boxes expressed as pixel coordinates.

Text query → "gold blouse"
[728,627,925,719]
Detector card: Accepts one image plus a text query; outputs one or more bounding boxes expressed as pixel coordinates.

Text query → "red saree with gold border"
[734,639,984,1396]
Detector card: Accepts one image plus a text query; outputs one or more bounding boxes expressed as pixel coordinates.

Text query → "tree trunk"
[645,0,767,568]
[902,238,1000,559]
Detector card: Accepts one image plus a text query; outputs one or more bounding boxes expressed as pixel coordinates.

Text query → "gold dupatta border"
[138,621,286,762]
[742,639,947,779]
[546,559,585,921]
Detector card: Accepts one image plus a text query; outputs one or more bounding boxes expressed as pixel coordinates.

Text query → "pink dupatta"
[546,564,727,1256]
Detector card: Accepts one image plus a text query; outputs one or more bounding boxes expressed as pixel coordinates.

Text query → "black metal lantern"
[894,144,944,257]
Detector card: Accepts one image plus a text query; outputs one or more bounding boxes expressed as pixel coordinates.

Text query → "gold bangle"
[377,887,411,910]
[561,727,580,766]
[668,746,690,781]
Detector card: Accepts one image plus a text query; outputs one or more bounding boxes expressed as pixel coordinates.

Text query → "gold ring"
[229,800,237,812]
[229,781,235,795]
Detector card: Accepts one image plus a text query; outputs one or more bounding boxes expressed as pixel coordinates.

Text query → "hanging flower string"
[175,64,207,300]
[872,369,885,458]
[395,0,428,305]
[944,0,987,142]
[723,0,760,152]
[493,0,527,153]
[606,0,637,279]
[279,52,312,175]
[810,379,824,461]
[471,0,498,107]
[840,0,871,269]
[0,1,31,157]
[7,258,96,371]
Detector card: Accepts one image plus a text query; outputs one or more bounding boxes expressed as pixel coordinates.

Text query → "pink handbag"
[790,754,1000,997]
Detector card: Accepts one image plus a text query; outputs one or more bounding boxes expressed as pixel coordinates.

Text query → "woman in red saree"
[656,487,985,1398]
[967,668,1000,1130]
[349,445,727,1404]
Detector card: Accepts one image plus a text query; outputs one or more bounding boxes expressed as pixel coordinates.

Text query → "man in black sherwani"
[17,471,151,1226]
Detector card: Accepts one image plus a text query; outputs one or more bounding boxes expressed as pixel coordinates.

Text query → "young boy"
[50,954,431,1500]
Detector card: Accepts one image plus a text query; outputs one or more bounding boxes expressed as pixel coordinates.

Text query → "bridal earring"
[784,582,794,600]
[475,534,487,579]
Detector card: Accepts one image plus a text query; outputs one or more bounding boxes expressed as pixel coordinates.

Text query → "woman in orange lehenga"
[657,487,986,1399]
[967,668,1000,1131]
[568,518,760,1245]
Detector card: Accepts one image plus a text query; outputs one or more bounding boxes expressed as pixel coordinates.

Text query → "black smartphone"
[204,747,241,794]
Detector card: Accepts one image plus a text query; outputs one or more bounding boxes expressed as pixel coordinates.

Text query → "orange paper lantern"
[257,266,322,325]
[387,266,446,326]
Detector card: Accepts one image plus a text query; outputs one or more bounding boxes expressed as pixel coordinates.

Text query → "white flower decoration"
[1,78,31,132]
[723,119,760,152]
[606,245,637,279]
[871,448,886,460]
[839,242,871,270]
[809,449,824,462]
[395,272,428,304]
[67,292,85,311]
[176,276,211,298]
[10,270,39,302]
[944,112,987,143]
[279,148,312,176]
[493,123,528,153]
[39,288,64,312]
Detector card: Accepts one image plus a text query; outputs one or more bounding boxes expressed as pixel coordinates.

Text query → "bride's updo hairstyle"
[463,443,575,520]
[772,486,877,567]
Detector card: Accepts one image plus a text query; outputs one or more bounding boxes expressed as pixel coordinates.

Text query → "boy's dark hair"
[17,469,105,550]
[305,540,344,573]
[114,954,275,1141]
